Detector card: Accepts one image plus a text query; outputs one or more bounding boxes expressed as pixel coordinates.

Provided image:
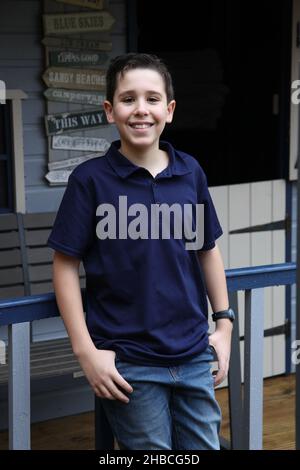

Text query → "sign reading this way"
[43,67,106,90]
[42,37,112,51]
[54,0,104,10]
[44,88,105,106]
[52,135,110,152]
[49,50,108,67]
[43,12,115,35]
[45,109,108,135]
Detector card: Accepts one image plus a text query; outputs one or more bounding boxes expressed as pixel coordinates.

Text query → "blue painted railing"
[0,262,297,450]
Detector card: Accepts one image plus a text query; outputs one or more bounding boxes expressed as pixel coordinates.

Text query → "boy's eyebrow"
[117,90,163,97]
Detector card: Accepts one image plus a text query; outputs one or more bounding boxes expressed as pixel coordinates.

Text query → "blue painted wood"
[0,290,87,326]
[243,288,264,450]
[227,291,243,450]
[8,322,30,449]
[0,264,295,327]
[226,262,296,291]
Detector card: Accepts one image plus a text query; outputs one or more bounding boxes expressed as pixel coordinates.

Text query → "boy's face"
[104,68,176,154]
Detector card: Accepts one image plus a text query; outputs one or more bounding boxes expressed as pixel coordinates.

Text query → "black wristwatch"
[212,308,235,323]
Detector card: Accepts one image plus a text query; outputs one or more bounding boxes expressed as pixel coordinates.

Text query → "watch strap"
[212,308,235,322]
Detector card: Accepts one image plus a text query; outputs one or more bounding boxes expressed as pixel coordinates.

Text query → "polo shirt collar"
[106,140,192,179]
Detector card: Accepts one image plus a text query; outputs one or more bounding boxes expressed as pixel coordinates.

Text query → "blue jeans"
[100,345,221,450]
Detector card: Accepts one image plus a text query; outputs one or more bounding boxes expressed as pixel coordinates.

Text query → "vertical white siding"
[209,179,286,382]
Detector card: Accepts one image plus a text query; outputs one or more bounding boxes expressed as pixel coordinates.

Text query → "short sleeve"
[197,169,223,251]
[47,173,95,259]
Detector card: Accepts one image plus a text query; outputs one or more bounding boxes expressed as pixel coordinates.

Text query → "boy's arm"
[53,251,133,402]
[197,244,232,386]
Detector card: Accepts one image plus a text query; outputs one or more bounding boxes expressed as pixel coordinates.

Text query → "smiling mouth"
[129,123,154,129]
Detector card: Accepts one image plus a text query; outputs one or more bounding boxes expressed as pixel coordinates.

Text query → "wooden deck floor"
[0,373,295,450]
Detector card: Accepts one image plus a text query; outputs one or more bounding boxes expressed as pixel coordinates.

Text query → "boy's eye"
[148,97,160,103]
[121,97,134,103]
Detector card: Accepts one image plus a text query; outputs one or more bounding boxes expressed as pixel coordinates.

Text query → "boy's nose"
[134,100,149,115]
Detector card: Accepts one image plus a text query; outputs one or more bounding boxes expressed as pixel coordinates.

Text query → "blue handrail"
[0,263,295,325]
[0,262,297,450]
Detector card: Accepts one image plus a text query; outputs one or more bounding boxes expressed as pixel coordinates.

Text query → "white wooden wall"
[209,179,286,383]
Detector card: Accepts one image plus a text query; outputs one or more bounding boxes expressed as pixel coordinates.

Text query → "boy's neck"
[120,143,169,178]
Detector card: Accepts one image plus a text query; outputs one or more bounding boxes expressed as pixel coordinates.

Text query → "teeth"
[131,124,152,129]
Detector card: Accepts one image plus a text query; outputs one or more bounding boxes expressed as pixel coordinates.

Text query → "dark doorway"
[135,0,291,186]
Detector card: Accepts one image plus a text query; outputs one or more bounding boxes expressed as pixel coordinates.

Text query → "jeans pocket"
[208,344,217,361]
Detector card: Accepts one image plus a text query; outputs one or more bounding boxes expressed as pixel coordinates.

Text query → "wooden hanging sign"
[48,152,105,171]
[42,36,112,51]
[54,0,104,10]
[44,88,105,106]
[52,135,110,152]
[45,170,72,185]
[45,109,108,135]
[43,12,115,35]
[42,67,106,90]
[49,50,108,67]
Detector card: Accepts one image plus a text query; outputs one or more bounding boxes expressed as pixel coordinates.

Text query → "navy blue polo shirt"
[48,140,223,366]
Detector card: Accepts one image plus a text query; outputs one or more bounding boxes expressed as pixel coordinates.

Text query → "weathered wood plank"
[27,247,53,264]
[48,50,108,67]
[45,109,108,135]
[23,213,56,229]
[0,232,20,250]
[0,267,23,287]
[29,265,53,283]
[48,152,104,170]
[43,67,106,90]
[54,0,104,10]
[45,170,72,185]
[0,286,25,299]
[43,12,115,35]
[25,230,50,247]
[0,214,18,232]
[52,135,110,152]
[42,36,112,51]
[29,283,56,296]
[0,250,22,269]
[44,88,105,106]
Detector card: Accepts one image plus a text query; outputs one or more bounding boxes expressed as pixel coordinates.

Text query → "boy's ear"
[104,100,115,123]
[166,100,176,123]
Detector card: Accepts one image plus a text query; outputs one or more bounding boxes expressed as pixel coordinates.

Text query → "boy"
[48,53,233,450]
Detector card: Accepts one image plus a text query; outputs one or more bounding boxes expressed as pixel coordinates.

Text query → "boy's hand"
[76,347,133,403]
[209,319,233,387]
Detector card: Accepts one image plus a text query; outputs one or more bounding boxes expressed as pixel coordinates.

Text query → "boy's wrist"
[73,338,96,358]
[215,318,233,333]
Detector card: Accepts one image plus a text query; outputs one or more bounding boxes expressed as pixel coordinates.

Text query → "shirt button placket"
[152,180,160,205]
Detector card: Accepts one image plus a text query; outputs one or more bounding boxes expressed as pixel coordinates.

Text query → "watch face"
[228,308,235,320]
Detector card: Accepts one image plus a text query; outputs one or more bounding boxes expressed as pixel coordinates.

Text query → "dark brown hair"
[106,53,174,103]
